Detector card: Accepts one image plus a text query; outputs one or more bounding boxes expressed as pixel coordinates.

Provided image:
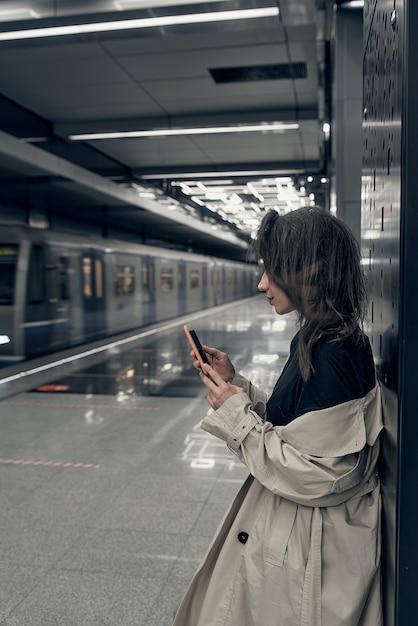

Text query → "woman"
[173,207,383,626]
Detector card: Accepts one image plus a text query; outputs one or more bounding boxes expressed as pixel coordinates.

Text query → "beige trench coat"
[173,374,384,626]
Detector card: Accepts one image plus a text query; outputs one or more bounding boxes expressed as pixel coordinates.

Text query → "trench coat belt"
[301,506,323,626]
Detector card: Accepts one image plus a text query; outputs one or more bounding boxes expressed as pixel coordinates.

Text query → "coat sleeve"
[231,372,268,419]
[200,385,382,506]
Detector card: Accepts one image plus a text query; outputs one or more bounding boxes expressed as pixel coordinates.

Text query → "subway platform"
[0,295,298,625]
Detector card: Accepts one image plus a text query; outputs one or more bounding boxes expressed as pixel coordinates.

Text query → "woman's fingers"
[201,363,232,388]
[201,344,219,355]
[199,364,243,410]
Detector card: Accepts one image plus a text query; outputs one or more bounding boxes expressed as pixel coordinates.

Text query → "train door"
[23,243,69,356]
[44,247,73,350]
[0,243,20,362]
[233,268,238,299]
[178,261,187,314]
[202,264,209,307]
[23,243,50,356]
[141,256,156,325]
[213,264,221,306]
[221,265,227,302]
[82,251,106,339]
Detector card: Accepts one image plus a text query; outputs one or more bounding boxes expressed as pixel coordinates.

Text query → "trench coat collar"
[278,384,382,458]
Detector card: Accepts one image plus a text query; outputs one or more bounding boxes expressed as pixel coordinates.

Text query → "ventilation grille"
[209,62,307,83]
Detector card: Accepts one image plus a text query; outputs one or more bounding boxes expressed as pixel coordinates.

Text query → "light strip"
[114,0,237,8]
[0,7,279,42]
[0,8,40,20]
[142,169,305,179]
[69,122,298,141]
[341,1,364,7]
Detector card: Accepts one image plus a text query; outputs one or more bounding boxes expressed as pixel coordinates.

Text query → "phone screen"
[183,325,209,367]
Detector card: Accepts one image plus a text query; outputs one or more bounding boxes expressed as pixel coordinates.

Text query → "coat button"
[238,531,249,544]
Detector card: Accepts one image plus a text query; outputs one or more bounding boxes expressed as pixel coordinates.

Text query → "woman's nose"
[258,272,268,291]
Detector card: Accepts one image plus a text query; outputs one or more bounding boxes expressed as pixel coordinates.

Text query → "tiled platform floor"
[0,297,297,625]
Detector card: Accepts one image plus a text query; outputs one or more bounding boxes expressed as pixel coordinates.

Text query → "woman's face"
[258,272,295,315]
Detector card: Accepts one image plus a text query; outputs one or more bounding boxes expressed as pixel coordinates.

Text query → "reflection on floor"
[0,296,298,624]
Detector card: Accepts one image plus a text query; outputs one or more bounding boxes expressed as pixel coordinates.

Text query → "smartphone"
[183,324,209,368]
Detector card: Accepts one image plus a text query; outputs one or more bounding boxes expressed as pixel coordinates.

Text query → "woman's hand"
[192,345,235,383]
[200,364,244,411]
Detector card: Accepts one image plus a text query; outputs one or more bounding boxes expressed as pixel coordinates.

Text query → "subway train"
[0,226,257,366]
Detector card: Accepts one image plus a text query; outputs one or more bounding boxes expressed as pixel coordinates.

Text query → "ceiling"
[0,0,338,259]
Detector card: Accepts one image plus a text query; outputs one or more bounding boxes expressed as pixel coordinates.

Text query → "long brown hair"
[253,207,367,380]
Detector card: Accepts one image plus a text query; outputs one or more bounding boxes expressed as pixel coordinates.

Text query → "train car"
[0,226,257,366]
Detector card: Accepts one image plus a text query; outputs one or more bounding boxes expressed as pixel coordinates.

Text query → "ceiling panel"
[156,93,296,116]
[4,57,127,86]
[117,43,290,80]
[102,24,287,56]
[96,137,215,167]
[44,85,159,118]
[89,125,315,168]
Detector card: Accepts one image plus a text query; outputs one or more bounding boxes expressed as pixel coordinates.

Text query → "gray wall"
[362,0,418,623]
[332,5,364,242]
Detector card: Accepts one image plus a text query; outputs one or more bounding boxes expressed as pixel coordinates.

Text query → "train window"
[178,263,186,288]
[27,244,45,305]
[202,265,208,288]
[160,267,174,292]
[83,257,104,299]
[95,259,103,299]
[83,257,93,298]
[0,245,18,305]
[59,256,70,300]
[142,261,155,293]
[115,265,135,296]
[190,269,200,289]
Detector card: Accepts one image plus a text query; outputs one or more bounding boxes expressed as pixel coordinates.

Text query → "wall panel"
[362,1,418,623]
[363,1,401,624]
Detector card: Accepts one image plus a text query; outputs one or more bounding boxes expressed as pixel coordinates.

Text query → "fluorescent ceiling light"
[0,8,40,20]
[69,122,298,141]
[0,6,279,41]
[341,1,364,7]
[114,0,237,9]
[142,169,305,179]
